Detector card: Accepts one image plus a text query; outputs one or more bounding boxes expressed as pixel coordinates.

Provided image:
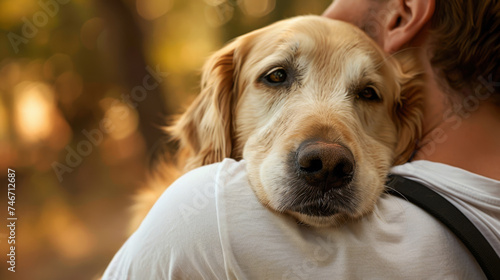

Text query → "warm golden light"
[14,82,54,142]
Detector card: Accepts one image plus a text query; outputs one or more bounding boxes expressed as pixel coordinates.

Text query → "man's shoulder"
[143,158,248,236]
[103,159,484,279]
[103,159,247,279]
[171,158,247,191]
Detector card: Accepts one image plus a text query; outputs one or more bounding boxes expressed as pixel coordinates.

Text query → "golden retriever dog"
[132,15,422,229]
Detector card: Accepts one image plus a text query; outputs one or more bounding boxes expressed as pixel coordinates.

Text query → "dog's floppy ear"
[391,51,424,165]
[168,38,248,171]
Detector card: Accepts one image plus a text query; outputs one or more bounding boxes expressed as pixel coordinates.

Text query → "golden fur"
[132,16,423,230]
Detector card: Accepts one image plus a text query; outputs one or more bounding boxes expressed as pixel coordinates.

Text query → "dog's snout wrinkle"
[296,140,355,192]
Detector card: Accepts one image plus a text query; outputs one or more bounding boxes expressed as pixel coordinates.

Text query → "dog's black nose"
[296,140,355,192]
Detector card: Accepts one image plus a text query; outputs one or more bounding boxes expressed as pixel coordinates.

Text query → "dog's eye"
[356,87,380,101]
[265,68,287,84]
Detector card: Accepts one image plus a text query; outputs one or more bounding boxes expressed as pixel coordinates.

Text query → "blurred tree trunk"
[94,0,169,165]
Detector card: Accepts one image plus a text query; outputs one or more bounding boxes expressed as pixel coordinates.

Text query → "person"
[102,0,500,279]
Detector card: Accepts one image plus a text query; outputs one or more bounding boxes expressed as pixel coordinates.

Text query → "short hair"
[430,0,500,103]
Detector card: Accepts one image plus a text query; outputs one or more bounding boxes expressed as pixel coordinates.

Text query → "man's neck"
[413,83,500,180]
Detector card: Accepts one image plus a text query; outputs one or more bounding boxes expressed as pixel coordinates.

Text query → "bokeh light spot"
[241,0,275,17]
[14,82,55,142]
[100,97,139,140]
[136,0,173,20]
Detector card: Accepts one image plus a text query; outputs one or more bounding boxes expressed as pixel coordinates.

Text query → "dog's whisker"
[383,186,409,203]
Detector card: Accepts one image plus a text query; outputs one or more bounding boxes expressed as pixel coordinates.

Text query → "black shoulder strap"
[386,174,500,280]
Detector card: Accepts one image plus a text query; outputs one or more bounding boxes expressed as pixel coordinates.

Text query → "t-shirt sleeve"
[102,162,228,280]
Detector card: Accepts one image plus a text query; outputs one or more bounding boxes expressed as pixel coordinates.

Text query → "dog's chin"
[288,211,351,228]
[276,180,361,227]
[290,202,340,217]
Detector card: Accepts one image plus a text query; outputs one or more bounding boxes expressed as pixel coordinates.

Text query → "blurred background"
[0,0,331,279]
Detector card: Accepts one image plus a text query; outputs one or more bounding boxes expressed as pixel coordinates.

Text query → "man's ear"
[383,0,435,53]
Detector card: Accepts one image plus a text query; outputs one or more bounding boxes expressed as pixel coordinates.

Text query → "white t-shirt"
[102,159,500,280]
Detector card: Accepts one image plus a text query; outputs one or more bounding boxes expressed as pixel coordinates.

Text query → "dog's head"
[170,16,423,227]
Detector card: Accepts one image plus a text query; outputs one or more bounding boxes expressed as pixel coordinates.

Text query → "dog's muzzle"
[284,139,357,217]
